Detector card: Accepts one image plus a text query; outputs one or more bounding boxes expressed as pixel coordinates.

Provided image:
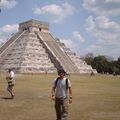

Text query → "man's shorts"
[8,81,14,87]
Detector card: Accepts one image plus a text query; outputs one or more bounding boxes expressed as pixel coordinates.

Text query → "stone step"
[36,32,79,73]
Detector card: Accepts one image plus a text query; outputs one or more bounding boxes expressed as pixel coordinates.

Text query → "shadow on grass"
[1,96,14,100]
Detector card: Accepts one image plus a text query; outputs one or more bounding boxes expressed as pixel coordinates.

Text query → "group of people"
[5,68,72,120]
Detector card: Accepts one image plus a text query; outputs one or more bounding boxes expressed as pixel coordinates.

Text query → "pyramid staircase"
[56,40,97,73]
[0,31,25,64]
[0,31,56,73]
[36,31,79,73]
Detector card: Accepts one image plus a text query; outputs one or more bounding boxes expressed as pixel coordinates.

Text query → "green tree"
[92,56,108,73]
[112,67,119,75]
[83,54,120,75]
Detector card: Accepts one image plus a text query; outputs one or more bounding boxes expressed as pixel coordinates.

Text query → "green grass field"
[0,73,120,120]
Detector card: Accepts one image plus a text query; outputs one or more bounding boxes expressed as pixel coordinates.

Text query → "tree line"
[82,53,120,75]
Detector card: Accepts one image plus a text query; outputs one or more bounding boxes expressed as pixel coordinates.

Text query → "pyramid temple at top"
[0,19,96,73]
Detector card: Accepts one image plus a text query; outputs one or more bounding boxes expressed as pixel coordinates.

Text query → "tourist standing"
[6,68,15,99]
[52,69,72,120]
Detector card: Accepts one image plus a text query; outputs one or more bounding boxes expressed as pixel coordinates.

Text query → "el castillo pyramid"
[0,19,95,73]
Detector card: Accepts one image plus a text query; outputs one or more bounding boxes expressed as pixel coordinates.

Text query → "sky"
[0,0,120,60]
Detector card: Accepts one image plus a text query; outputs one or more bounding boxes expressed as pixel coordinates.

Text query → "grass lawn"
[0,73,120,120]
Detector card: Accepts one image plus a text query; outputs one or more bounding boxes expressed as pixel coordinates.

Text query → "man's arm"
[68,87,72,103]
[52,86,56,100]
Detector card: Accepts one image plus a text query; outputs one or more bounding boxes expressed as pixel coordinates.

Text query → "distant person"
[6,68,15,99]
[90,71,95,76]
[66,72,70,77]
[52,69,72,120]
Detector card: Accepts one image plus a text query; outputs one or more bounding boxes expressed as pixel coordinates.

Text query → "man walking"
[6,68,15,99]
[52,69,72,120]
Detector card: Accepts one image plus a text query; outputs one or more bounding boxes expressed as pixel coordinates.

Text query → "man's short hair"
[8,68,13,72]
[8,68,11,71]
[58,69,66,75]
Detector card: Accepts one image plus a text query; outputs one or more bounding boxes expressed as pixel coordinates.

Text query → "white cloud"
[0,24,18,43]
[105,0,120,3]
[85,16,120,39]
[60,38,73,49]
[95,16,120,31]
[83,0,120,59]
[83,0,120,16]
[73,31,85,42]
[85,16,120,59]
[1,24,18,33]
[86,44,103,53]
[0,38,4,43]
[0,0,17,9]
[60,38,83,55]
[86,41,120,59]
[33,2,75,23]
[0,32,2,36]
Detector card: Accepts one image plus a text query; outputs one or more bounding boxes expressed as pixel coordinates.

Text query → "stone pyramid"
[0,19,95,73]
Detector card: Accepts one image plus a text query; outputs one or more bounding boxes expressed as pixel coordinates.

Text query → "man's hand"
[69,96,72,104]
[69,99,72,104]
[52,95,55,101]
